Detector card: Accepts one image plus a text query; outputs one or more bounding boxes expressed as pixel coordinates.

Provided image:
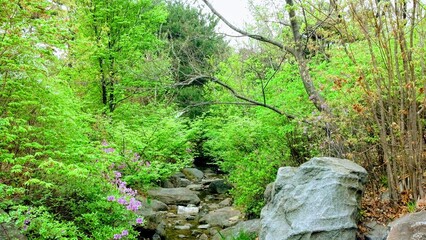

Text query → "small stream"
[138,166,239,240]
[163,169,230,239]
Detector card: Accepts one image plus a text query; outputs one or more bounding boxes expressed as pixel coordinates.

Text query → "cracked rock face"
[260,157,368,240]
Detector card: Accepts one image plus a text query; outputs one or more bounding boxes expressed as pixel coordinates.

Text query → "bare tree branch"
[202,0,330,114]
[264,20,291,27]
[218,33,247,38]
[175,75,295,119]
[184,101,256,108]
[201,0,296,55]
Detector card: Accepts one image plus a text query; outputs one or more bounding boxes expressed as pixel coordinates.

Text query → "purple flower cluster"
[128,152,151,168]
[107,194,141,213]
[107,171,144,239]
[117,197,127,205]
[126,197,141,212]
[101,140,115,153]
[103,147,115,153]
[114,171,137,197]
[132,153,140,162]
[22,219,30,230]
[107,171,141,212]
[113,230,129,239]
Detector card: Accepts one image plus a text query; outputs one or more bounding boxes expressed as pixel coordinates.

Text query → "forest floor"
[358,183,426,233]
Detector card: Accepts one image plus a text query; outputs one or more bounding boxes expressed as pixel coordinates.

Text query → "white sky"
[197,0,254,46]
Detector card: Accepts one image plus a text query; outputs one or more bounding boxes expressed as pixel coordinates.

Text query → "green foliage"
[193,50,320,217]
[163,0,227,82]
[231,232,257,240]
[218,231,257,240]
[162,0,228,117]
[380,175,388,188]
[407,201,417,213]
[74,0,168,112]
[7,205,82,239]
[0,1,161,238]
[5,0,425,235]
[199,113,293,216]
[106,103,196,188]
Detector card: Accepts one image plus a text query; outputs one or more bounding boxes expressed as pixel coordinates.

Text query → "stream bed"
[138,167,242,240]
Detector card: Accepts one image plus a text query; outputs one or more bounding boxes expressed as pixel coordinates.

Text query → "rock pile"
[139,167,243,239]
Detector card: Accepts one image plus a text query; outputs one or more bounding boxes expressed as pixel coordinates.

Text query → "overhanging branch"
[175,76,295,119]
[183,101,256,108]
[201,0,296,56]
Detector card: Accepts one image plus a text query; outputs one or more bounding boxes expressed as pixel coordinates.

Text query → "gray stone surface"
[148,188,200,205]
[199,207,242,228]
[205,203,220,211]
[197,224,210,229]
[212,219,261,240]
[136,196,169,211]
[219,198,233,207]
[182,168,204,182]
[208,179,232,194]
[260,157,367,240]
[156,221,167,238]
[201,178,222,186]
[264,183,273,203]
[135,197,168,232]
[175,224,191,230]
[162,174,191,188]
[177,206,199,215]
[387,211,426,240]
[364,221,388,240]
[153,233,161,240]
[137,210,166,231]
[199,233,209,240]
[187,184,203,191]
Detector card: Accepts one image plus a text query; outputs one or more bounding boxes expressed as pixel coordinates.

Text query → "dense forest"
[1,0,425,239]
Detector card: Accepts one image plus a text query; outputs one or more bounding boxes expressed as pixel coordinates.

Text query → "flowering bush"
[106,171,144,239]
[107,104,196,188]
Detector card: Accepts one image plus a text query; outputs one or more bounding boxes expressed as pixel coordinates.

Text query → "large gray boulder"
[147,188,200,205]
[260,157,367,240]
[387,211,426,240]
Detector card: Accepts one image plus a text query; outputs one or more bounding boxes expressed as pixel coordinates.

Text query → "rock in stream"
[143,167,242,240]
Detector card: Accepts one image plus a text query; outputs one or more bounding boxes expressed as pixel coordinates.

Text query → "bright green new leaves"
[108,103,196,188]
[76,0,168,112]
[199,113,291,217]
[0,0,166,238]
